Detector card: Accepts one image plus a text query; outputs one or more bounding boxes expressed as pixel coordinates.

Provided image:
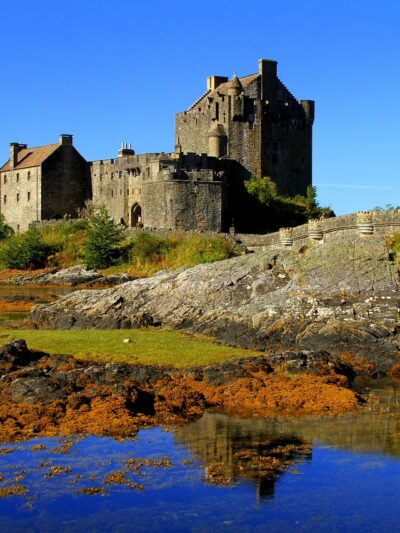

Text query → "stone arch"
[131,203,142,227]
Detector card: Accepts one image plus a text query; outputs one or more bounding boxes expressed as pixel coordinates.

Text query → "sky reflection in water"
[1,380,400,531]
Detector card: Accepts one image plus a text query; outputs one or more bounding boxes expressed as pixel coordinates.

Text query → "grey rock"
[29,235,400,370]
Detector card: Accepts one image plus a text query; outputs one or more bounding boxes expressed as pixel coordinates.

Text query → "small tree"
[84,208,123,269]
[244,176,278,206]
[304,185,318,218]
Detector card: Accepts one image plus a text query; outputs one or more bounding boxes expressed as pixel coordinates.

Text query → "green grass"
[1,328,262,367]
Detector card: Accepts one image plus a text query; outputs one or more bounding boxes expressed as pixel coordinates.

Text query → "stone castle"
[0,59,314,233]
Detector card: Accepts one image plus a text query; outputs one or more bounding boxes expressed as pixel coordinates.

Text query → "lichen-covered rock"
[28,235,400,370]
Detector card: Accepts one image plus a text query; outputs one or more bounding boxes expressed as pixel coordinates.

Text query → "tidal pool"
[0,285,78,327]
[1,380,400,531]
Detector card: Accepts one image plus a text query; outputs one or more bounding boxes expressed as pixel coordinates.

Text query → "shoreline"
[0,339,364,444]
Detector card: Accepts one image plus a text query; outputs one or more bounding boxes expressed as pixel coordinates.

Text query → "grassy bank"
[2,328,262,367]
[0,220,239,277]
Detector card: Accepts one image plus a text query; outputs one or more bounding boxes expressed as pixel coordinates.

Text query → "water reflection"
[0,285,76,327]
[1,382,400,530]
[174,413,312,501]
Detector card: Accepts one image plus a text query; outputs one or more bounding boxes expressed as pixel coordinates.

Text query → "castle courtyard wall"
[142,180,224,231]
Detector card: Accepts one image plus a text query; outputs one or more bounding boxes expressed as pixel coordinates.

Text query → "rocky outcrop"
[29,234,400,370]
[1,265,133,287]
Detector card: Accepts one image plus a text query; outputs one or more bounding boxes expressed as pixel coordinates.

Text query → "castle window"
[16,193,20,202]
[111,190,114,197]
[27,192,31,201]
[119,171,122,178]
[111,173,114,180]
[215,102,219,121]
[17,224,20,232]
[27,171,31,180]
[16,173,19,182]
[3,175,6,184]
[127,189,129,195]
[3,195,6,204]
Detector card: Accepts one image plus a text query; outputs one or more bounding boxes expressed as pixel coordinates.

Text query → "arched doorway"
[131,203,142,227]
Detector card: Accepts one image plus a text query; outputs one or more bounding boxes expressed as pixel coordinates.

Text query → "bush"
[169,235,237,266]
[0,226,54,269]
[0,214,14,240]
[244,176,331,228]
[84,208,123,269]
[130,232,169,262]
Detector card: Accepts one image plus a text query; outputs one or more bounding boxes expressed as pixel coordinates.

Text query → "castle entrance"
[131,203,142,227]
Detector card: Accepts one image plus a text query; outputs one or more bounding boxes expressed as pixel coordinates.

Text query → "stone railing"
[237,210,400,251]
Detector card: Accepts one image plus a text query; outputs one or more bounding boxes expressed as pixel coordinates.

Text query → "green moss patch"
[2,328,262,368]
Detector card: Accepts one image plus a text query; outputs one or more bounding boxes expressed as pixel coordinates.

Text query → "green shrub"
[244,176,331,228]
[0,226,55,269]
[169,235,237,267]
[130,232,169,261]
[84,208,123,269]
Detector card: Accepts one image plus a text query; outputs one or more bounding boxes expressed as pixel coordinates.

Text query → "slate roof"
[0,143,60,172]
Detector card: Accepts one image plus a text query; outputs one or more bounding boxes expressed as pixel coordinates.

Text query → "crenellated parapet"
[308,219,323,241]
[279,227,294,246]
[356,211,374,235]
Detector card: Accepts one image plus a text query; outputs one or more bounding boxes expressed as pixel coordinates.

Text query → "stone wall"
[142,180,224,231]
[0,166,41,232]
[91,151,225,230]
[237,211,400,251]
[41,146,91,220]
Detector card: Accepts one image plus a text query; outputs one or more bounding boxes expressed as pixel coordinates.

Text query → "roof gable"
[0,143,60,172]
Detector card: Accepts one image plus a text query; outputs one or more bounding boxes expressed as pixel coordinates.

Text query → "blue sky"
[1,0,399,215]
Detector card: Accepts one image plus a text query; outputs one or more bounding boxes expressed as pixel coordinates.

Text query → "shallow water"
[1,380,400,531]
[0,286,76,327]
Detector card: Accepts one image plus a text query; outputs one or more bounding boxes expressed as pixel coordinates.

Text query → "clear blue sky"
[1,0,399,215]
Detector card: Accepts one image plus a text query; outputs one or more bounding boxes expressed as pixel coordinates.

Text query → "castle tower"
[175,58,314,199]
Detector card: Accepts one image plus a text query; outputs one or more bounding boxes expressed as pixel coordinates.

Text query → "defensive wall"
[236,211,400,251]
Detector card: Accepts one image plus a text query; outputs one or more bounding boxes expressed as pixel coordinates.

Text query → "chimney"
[207,76,229,91]
[9,142,24,170]
[59,134,73,146]
[258,59,278,101]
[118,142,135,157]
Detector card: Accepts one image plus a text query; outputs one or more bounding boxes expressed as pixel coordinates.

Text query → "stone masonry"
[0,135,91,232]
[0,59,313,233]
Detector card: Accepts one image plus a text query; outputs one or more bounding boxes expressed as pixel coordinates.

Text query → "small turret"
[208,124,227,158]
[227,74,243,96]
[300,100,315,125]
